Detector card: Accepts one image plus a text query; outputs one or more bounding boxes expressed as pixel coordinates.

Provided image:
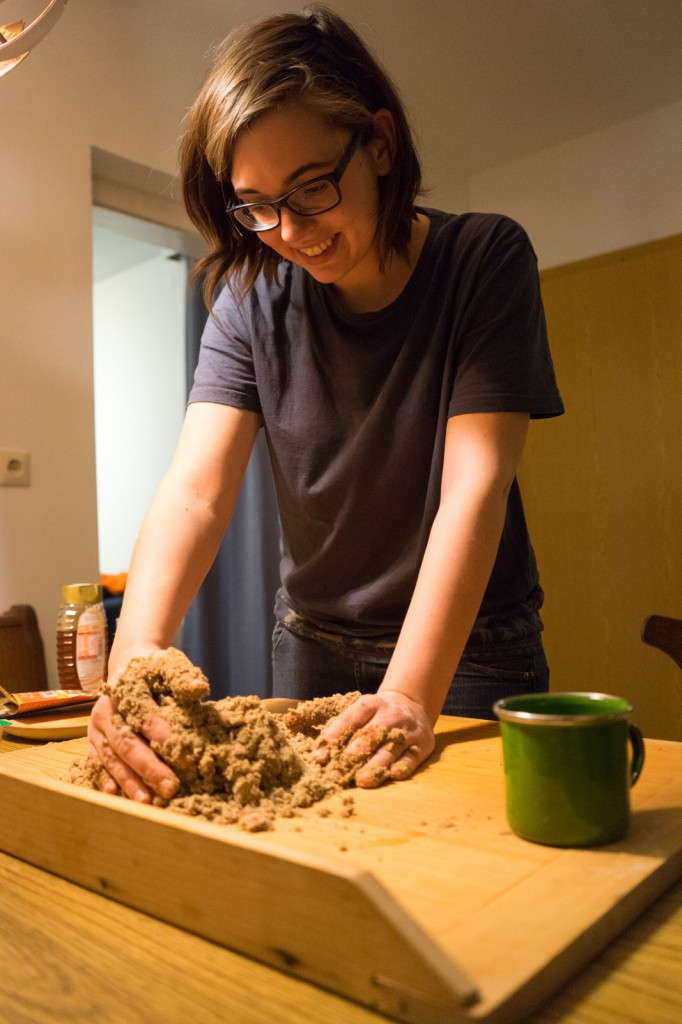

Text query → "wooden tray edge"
[0,760,480,1023]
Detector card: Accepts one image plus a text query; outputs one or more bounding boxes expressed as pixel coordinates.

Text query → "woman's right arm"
[88,401,262,801]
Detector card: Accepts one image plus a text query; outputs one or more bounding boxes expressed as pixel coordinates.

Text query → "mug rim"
[493,691,633,726]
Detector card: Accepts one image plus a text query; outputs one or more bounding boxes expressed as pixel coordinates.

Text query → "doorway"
[92,206,188,575]
[90,202,280,697]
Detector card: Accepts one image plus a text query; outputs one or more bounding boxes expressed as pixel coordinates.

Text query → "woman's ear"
[369,108,396,176]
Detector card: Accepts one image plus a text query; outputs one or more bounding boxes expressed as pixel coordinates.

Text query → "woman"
[89,5,563,801]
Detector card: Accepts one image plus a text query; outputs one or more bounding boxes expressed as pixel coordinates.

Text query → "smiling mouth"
[298,236,334,257]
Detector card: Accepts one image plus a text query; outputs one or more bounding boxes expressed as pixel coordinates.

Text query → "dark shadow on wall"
[181,266,281,698]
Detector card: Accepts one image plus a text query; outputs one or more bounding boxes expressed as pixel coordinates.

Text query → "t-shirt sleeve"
[448,224,564,419]
[188,286,262,414]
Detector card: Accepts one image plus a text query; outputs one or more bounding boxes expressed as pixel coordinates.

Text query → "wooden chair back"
[0,605,49,693]
[641,615,682,670]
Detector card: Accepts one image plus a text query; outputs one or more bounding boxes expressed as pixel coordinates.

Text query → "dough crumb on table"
[64,648,404,832]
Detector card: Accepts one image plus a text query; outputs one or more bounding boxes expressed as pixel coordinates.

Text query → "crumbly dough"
[64,648,404,831]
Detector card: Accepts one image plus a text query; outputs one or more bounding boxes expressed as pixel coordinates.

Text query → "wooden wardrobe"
[519,233,682,740]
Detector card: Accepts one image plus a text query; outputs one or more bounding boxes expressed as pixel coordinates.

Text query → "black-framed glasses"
[226,131,361,233]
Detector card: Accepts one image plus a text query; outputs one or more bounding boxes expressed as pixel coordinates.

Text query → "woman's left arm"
[315,410,530,785]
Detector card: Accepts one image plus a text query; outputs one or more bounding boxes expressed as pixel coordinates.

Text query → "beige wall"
[1,1,216,680]
[2,2,681,686]
[469,98,682,270]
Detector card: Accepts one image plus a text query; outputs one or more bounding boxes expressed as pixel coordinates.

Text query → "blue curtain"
[181,264,281,699]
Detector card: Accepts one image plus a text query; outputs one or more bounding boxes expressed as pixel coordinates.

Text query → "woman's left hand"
[313,691,435,788]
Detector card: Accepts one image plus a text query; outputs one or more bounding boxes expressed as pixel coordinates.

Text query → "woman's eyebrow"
[234,157,335,198]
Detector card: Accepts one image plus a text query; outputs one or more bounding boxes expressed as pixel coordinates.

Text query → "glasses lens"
[287,179,340,215]
[233,204,279,231]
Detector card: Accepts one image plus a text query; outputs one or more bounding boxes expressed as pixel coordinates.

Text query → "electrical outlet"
[0,450,31,487]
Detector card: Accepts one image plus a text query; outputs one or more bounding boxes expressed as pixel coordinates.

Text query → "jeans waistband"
[462,607,544,651]
[279,597,544,662]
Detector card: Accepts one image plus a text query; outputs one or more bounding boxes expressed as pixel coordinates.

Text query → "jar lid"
[62,582,103,605]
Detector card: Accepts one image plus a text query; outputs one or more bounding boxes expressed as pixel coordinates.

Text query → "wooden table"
[1,728,680,1024]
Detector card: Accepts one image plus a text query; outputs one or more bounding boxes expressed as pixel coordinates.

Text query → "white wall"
[469,98,682,270]
[94,253,187,575]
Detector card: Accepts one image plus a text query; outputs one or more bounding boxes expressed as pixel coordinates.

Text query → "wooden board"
[0,718,680,1024]
[0,711,91,740]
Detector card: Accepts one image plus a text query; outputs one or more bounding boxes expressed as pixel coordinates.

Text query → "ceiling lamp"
[0,0,68,78]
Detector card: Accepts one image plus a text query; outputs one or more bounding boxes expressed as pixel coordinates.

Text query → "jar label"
[76,608,106,693]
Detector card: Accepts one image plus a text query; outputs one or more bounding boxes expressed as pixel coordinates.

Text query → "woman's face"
[230,103,393,300]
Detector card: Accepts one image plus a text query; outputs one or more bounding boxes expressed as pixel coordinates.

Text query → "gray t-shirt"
[189,210,564,642]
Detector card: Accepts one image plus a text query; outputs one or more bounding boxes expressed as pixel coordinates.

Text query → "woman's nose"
[278,206,307,242]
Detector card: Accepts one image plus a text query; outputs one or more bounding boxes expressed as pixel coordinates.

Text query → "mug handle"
[628,723,645,786]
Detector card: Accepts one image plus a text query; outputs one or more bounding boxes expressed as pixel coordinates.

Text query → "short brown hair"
[179,5,422,305]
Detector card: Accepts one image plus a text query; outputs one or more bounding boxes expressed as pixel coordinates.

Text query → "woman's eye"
[250,205,275,220]
[300,182,328,197]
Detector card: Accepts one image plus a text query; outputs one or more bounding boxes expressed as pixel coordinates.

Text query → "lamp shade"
[0,0,68,77]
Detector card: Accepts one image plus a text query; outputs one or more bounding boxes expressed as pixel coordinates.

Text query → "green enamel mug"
[493,692,645,847]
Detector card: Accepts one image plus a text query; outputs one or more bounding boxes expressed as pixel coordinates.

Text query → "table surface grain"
[1,728,680,1024]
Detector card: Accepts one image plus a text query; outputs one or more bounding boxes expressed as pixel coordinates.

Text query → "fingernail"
[101,779,117,794]
[134,788,150,803]
[159,778,177,799]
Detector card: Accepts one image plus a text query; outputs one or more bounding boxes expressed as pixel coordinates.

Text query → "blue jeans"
[271,622,549,721]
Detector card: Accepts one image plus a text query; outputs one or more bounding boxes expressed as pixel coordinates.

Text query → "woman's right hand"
[87,647,180,803]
